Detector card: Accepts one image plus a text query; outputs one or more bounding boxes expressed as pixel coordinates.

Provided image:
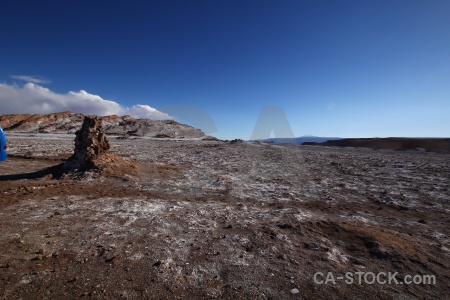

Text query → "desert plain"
[0,133,449,299]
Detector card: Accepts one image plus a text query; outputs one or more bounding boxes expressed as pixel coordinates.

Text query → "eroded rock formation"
[64,116,136,176]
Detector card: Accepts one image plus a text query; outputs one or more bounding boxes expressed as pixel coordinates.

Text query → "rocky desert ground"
[0,133,449,299]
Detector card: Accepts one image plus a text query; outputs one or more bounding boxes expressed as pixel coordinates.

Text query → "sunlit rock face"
[64,116,110,170]
[64,116,136,176]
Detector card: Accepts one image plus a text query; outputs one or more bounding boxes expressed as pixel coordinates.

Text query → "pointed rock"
[64,116,136,176]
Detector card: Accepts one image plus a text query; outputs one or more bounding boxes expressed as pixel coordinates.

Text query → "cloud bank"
[0,82,172,120]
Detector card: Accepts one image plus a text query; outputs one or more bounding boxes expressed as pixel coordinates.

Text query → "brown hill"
[0,112,205,138]
[304,137,450,152]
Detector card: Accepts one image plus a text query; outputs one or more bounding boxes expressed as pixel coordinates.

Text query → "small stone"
[152,260,161,267]
[277,254,287,260]
[303,243,320,250]
[37,254,43,260]
[290,288,299,294]
[67,277,78,283]
[277,224,293,229]
[39,249,46,255]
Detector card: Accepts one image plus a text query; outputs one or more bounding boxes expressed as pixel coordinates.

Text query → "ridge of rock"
[0,112,205,138]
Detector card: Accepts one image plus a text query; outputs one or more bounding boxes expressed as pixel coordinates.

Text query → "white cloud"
[10,75,52,84]
[0,82,172,120]
[127,104,172,120]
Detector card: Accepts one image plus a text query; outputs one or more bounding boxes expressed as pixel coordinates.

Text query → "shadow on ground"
[0,163,64,181]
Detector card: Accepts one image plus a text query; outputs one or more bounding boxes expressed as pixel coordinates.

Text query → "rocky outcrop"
[0,112,205,138]
[64,116,136,176]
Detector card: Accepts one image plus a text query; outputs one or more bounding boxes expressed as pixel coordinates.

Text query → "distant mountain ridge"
[0,112,205,138]
[255,136,342,144]
[304,137,450,152]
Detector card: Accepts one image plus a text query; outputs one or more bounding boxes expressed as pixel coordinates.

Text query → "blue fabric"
[0,127,6,162]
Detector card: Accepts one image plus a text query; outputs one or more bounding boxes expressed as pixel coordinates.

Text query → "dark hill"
[303,137,450,152]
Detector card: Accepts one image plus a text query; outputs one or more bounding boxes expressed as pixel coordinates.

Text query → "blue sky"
[0,0,449,139]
